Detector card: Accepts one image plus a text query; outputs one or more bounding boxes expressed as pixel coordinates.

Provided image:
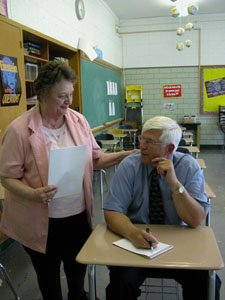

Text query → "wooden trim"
[92,118,124,134]
[80,51,121,73]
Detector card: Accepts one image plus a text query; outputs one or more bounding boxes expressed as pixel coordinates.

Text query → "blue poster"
[205,77,225,98]
[0,55,22,106]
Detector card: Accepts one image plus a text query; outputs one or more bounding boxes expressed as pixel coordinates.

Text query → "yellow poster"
[200,66,225,114]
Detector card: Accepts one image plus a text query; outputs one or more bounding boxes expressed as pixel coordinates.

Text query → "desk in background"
[182,146,200,158]
[76,224,224,300]
[98,139,119,152]
[122,128,138,149]
[180,122,201,149]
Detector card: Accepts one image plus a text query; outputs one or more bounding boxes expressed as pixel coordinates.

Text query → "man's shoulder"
[173,151,198,168]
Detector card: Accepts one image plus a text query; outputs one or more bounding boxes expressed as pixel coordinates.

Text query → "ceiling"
[103,0,225,20]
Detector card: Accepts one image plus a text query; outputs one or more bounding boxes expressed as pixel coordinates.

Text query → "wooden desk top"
[205,181,216,199]
[77,224,224,271]
[183,131,193,136]
[99,140,119,145]
[182,146,200,153]
[122,129,138,133]
[183,137,193,143]
[112,133,127,139]
[196,158,206,169]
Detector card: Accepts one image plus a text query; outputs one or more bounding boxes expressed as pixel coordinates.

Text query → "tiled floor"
[0,149,224,300]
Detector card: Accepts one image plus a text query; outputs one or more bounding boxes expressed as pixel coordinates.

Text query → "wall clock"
[75,0,85,20]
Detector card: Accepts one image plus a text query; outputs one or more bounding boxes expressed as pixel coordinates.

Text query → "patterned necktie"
[149,168,165,224]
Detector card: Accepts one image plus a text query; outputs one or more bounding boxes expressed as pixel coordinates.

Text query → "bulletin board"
[200,65,225,114]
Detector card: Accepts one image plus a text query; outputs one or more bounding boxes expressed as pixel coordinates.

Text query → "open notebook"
[113,238,173,259]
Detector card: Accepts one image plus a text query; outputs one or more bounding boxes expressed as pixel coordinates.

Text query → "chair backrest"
[96,140,103,148]
[178,138,187,146]
[95,133,114,140]
[119,124,133,129]
[176,147,190,154]
[107,129,123,135]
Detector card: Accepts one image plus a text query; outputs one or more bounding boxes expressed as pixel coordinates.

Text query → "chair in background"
[119,124,135,149]
[106,129,125,151]
[176,147,190,154]
[178,138,187,146]
[95,133,115,152]
[0,264,20,300]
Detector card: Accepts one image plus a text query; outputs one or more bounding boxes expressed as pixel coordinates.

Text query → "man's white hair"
[142,116,182,150]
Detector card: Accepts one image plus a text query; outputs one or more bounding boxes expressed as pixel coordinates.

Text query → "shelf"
[24,53,48,63]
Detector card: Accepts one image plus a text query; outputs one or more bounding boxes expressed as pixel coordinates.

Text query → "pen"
[146,227,153,250]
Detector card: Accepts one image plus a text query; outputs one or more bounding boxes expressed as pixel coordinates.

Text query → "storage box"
[183,116,197,123]
[25,63,38,80]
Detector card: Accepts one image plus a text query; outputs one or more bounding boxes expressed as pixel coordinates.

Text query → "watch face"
[75,0,85,20]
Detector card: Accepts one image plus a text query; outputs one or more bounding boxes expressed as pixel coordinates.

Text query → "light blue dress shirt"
[104,151,209,225]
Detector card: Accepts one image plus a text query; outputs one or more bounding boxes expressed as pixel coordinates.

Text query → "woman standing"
[0,61,135,300]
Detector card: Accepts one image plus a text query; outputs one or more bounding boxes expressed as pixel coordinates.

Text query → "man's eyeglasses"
[138,135,162,147]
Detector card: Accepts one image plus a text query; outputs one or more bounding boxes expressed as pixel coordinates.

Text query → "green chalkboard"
[81,59,122,128]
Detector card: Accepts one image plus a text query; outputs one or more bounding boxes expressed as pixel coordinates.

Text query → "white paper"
[48,145,87,199]
[112,101,115,116]
[107,81,110,95]
[113,238,173,259]
[78,38,97,61]
[109,100,112,116]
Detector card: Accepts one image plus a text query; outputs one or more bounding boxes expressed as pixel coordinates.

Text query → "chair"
[176,147,190,154]
[0,263,20,300]
[178,138,187,146]
[141,278,180,300]
[95,133,114,151]
[119,124,133,129]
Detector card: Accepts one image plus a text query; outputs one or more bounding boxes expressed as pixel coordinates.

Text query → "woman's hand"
[32,185,58,204]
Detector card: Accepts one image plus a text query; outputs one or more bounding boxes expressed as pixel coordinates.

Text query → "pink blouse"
[0,104,101,253]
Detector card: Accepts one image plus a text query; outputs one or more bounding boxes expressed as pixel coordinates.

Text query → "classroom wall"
[7,0,122,67]
[120,14,225,146]
[124,67,224,146]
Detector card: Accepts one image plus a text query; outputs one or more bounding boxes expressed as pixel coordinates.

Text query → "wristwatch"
[173,186,184,195]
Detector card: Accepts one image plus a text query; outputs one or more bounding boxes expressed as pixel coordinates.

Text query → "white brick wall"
[124,67,224,146]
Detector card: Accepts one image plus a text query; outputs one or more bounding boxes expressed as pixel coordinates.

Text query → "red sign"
[163,84,182,98]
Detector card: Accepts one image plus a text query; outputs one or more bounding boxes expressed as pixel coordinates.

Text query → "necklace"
[44,124,66,147]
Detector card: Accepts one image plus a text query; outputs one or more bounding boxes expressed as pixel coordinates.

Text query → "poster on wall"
[0,0,8,17]
[0,55,22,106]
[200,66,225,114]
[163,84,182,98]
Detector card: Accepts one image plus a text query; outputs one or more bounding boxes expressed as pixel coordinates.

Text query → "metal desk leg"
[88,264,96,300]
[208,270,216,300]
[206,198,211,227]
[133,133,136,149]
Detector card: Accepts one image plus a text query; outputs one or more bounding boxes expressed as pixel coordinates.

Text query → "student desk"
[182,146,200,158]
[183,137,193,146]
[205,181,216,227]
[98,139,119,152]
[76,224,224,300]
[111,133,127,150]
[180,122,201,149]
[122,128,138,148]
[196,158,206,169]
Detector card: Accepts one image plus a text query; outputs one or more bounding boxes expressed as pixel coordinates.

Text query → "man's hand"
[128,227,158,249]
[152,157,179,187]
